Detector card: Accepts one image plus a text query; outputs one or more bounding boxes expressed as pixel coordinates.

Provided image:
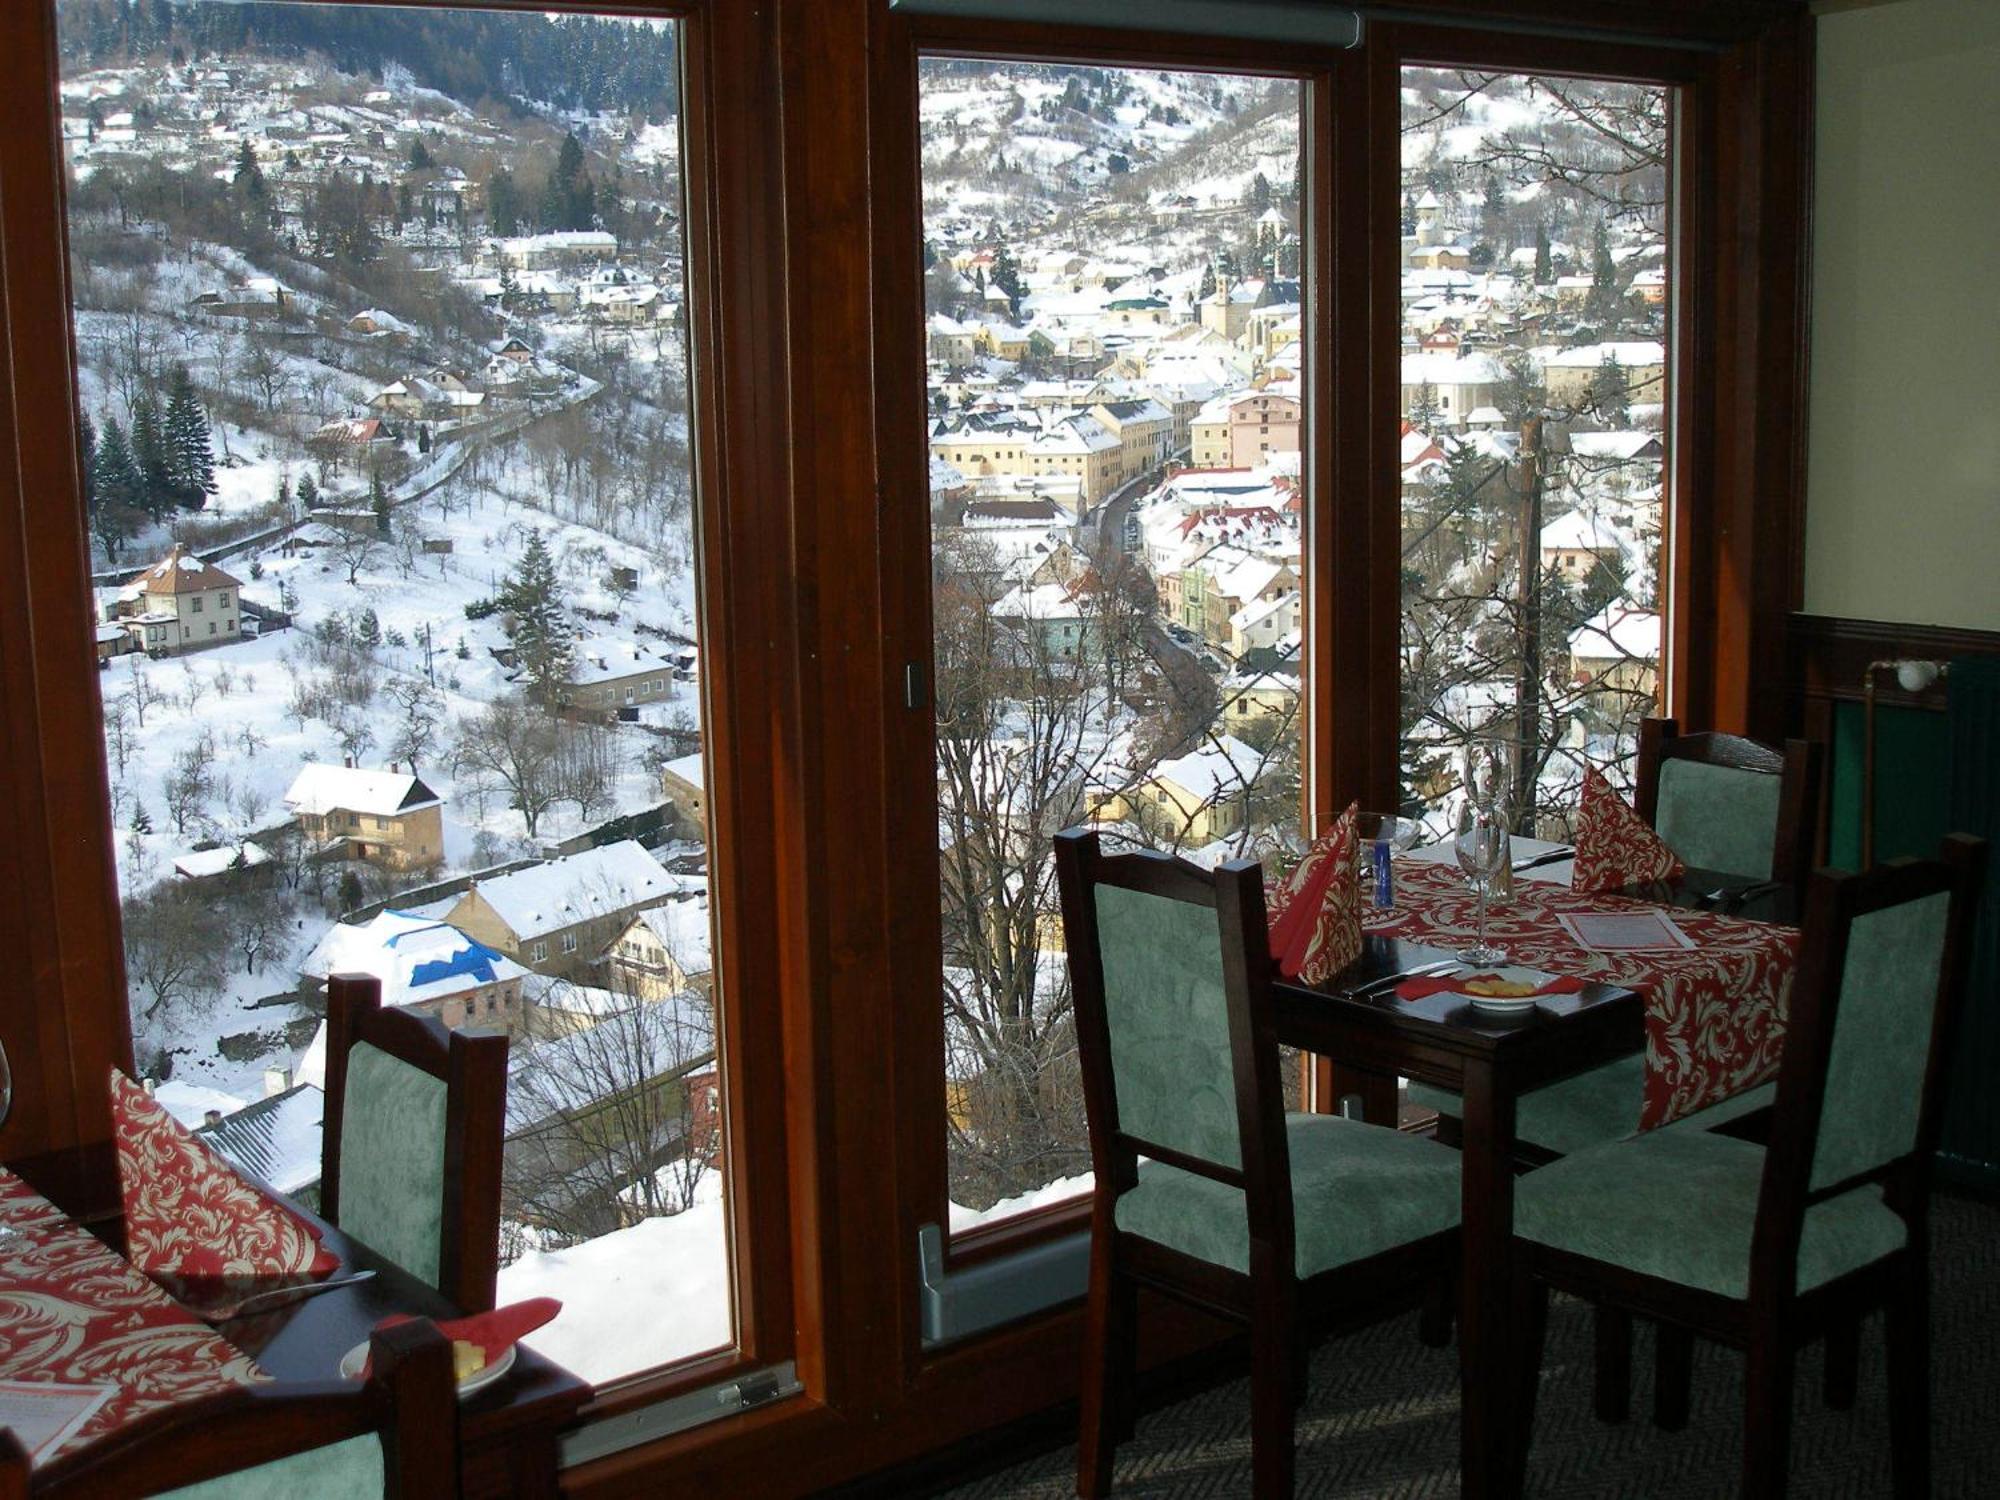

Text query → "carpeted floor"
[936,1193,2000,1498]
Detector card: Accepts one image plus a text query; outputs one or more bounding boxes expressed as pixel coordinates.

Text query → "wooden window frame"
[0,0,802,1424]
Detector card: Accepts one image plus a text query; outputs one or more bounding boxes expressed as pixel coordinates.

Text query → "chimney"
[203,1109,223,1128]
[263,1066,291,1098]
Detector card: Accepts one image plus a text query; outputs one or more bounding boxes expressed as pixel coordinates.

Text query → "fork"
[205,1270,376,1322]
[1351,959,1459,996]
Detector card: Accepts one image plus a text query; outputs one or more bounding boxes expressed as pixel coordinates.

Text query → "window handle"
[903,662,925,711]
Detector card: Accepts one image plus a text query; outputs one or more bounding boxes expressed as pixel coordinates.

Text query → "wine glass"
[1462,737,1515,819]
[0,1035,11,1131]
[1454,802,1509,965]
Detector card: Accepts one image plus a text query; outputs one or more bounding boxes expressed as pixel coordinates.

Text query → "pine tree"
[233,139,265,205]
[1248,172,1271,216]
[1589,352,1631,426]
[501,530,573,707]
[1587,220,1621,327]
[93,415,143,516]
[487,168,520,237]
[990,242,1024,321]
[1533,223,1553,286]
[130,391,172,518]
[371,471,391,535]
[1198,262,1216,301]
[296,470,321,511]
[163,365,215,508]
[355,607,382,647]
[78,410,97,516]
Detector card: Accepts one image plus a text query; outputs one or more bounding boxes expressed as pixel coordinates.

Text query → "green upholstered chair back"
[157,1435,385,1500]
[337,1040,450,1289]
[1090,882,1242,1172]
[1655,757,1782,881]
[1809,890,1953,1190]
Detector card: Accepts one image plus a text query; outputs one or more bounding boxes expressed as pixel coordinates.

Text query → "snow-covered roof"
[1571,605,1661,661]
[196,1083,325,1197]
[569,637,678,687]
[618,897,713,977]
[1568,431,1662,461]
[1401,351,1505,385]
[1540,509,1623,554]
[1149,735,1266,802]
[302,909,528,1008]
[172,842,271,879]
[460,840,675,941]
[152,1080,248,1132]
[493,230,617,255]
[661,753,705,793]
[1541,340,1666,369]
[284,764,442,818]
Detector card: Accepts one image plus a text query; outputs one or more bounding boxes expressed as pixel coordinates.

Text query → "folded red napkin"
[1394,973,1585,1002]
[111,1067,339,1280]
[1264,801,1361,984]
[1571,766,1685,894]
[374,1297,562,1369]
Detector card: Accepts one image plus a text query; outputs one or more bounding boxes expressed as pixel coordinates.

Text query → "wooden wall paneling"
[0,0,134,1189]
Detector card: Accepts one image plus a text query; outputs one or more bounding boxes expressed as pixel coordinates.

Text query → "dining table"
[0,1162,589,1496]
[1270,840,1802,1499]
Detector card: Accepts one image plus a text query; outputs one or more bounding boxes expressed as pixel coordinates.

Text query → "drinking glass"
[1462,737,1515,818]
[1454,803,1509,965]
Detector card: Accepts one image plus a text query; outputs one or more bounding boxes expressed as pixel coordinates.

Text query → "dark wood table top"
[214,1207,590,1445]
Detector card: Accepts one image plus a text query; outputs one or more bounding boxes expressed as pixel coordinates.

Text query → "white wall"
[1805,0,2000,631]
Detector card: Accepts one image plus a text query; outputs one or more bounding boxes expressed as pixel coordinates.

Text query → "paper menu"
[1557,910,1696,952]
[0,1378,113,1463]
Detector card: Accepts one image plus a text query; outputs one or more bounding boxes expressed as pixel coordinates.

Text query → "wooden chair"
[322,973,509,1312]
[1415,718,1825,1163]
[1637,715,1824,896]
[1055,829,1462,1497]
[0,1319,457,1499]
[1503,835,1987,1498]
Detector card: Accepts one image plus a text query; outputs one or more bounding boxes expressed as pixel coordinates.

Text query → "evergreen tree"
[1587,220,1621,326]
[1533,223,1553,285]
[296,470,321,511]
[130,392,172,518]
[1248,171,1271,216]
[78,411,97,516]
[501,530,572,707]
[487,167,521,237]
[539,132,597,232]
[93,415,143,515]
[355,607,382,647]
[371,471,392,535]
[1589,352,1631,426]
[989,242,1024,321]
[163,365,215,507]
[232,139,266,207]
[1198,262,1216,301]
[1408,380,1442,431]
[408,137,432,170]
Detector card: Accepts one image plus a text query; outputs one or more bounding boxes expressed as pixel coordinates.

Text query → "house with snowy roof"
[196,1079,326,1205]
[107,543,242,656]
[1569,604,1661,699]
[1540,508,1628,582]
[300,908,528,1034]
[1128,734,1266,847]
[283,762,444,872]
[549,636,681,716]
[446,840,677,978]
[660,753,707,842]
[1189,388,1302,469]
[601,894,715,1003]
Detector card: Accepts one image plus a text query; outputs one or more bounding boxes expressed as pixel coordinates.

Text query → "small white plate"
[339,1336,517,1400]
[1449,965,1557,1015]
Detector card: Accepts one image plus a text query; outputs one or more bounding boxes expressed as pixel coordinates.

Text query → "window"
[51,0,743,1392]
[1396,65,1673,836]
[919,54,1308,1233]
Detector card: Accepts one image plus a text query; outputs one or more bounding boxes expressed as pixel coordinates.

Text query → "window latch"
[903,661,925,711]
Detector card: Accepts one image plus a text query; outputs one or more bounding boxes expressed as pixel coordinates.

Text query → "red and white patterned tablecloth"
[1364,859,1800,1130]
[0,1166,262,1463]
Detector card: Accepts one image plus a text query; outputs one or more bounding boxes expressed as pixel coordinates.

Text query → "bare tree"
[453,695,561,840]
[503,980,717,1246]
[325,522,386,586]
[384,675,443,776]
[162,737,216,836]
[123,886,230,1060]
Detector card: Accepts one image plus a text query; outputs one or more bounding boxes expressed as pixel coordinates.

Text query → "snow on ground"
[948,1173,1093,1233]
[497,1170,731,1385]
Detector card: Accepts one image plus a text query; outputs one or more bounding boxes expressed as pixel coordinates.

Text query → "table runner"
[0,1167,261,1463]
[1364,859,1799,1129]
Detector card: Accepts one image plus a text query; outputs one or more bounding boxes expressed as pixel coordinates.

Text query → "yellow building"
[110,544,243,655]
[446,840,677,978]
[1131,735,1264,847]
[282,764,445,872]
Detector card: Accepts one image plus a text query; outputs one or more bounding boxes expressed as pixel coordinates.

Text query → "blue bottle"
[1371,837,1393,907]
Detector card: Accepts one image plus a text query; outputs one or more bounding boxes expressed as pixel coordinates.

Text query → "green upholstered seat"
[336,1041,449,1290]
[1409,1053,1641,1155]
[1114,1112,1460,1278]
[157,1435,384,1500]
[1657,1080,1776,1134]
[1514,1127,1906,1301]
[1655,757,1783,881]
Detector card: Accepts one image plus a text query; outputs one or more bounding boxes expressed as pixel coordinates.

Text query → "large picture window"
[1395,65,1674,833]
[53,0,733,1387]
[918,56,1307,1229]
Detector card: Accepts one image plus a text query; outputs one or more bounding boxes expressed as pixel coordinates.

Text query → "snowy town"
[52,9,1666,1384]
